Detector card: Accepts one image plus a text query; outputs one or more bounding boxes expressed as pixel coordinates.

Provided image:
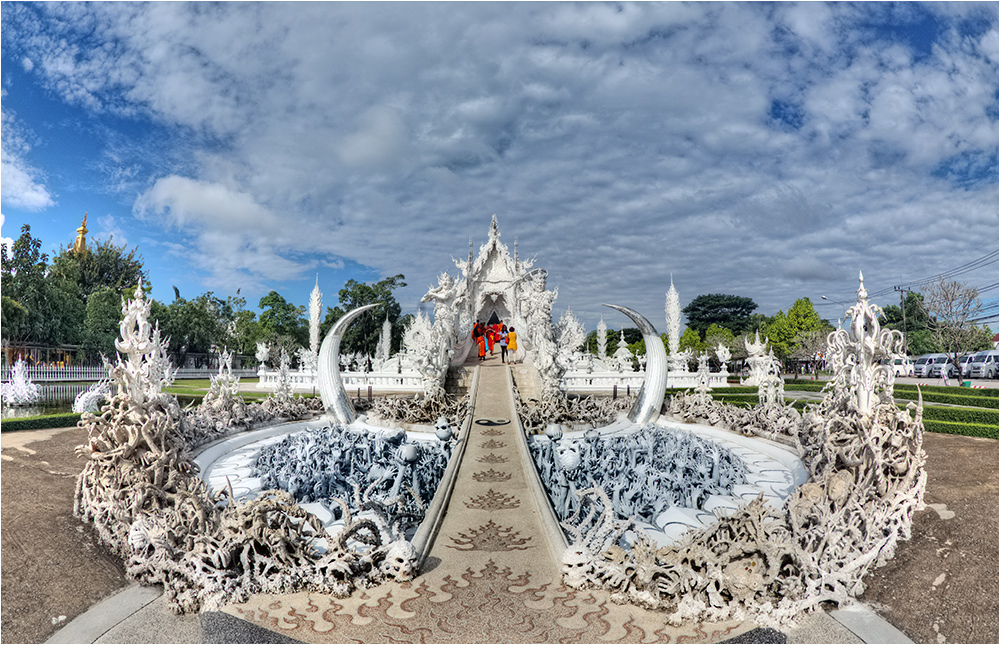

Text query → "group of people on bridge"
[472,321,518,364]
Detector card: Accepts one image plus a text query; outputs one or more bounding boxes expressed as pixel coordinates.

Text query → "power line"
[871,250,999,298]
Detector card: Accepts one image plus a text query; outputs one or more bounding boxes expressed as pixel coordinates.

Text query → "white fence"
[562,370,730,393]
[1,365,258,383]
[257,369,425,394]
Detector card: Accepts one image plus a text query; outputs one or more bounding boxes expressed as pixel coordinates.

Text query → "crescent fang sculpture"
[603,304,668,425]
[318,303,379,424]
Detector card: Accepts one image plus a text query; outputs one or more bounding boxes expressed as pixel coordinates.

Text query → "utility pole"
[894,286,917,354]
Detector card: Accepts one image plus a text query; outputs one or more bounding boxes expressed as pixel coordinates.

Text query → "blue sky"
[2,2,997,332]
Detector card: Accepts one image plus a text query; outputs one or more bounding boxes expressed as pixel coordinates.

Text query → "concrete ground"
[2,362,996,643]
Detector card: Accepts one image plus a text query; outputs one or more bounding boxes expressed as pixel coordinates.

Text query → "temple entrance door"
[477,293,512,327]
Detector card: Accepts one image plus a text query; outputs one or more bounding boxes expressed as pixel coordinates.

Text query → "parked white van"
[891,357,914,377]
[970,350,999,379]
[959,354,977,378]
[913,354,944,378]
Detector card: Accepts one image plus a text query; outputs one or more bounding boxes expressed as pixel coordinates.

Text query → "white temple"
[261,215,726,396]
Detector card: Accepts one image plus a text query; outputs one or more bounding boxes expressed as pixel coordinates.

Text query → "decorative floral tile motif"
[477,453,508,464]
[447,520,533,551]
[472,469,512,482]
[464,488,520,510]
[479,439,507,449]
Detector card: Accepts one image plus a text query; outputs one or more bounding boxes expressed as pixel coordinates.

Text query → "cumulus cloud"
[2,2,996,323]
[1,108,54,211]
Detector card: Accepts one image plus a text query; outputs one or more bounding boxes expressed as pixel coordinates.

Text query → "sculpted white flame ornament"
[826,271,905,417]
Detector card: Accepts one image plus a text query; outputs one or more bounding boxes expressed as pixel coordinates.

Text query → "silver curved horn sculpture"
[604,304,668,425]
[318,304,379,424]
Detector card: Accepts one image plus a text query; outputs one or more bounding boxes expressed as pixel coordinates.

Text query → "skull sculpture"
[434,416,454,441]
[561,545,596,588]
[380,539,418,581]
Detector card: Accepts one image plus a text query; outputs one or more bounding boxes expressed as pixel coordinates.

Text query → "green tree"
[154,292,235,367]
[258,291,307,344]
[678,327,703,353]
[228,298,261,357]
[50,237,147,302]
[682,294,757,339]
[323,275,407,356]
[82,286,122,361]
[764,298,833,359]
[0,224,85,351]
[763,311,794,357]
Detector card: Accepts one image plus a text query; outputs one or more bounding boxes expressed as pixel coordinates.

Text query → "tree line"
[583,288,993,366]
[1,225,409,367]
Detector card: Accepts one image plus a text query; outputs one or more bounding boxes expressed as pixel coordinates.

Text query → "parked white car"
[970,350,999,379]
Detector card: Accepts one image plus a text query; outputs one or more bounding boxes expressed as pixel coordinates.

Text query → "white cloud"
[3,3,996,323]
[0,109,54,211]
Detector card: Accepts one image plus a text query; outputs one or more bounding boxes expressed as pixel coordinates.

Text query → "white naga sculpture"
[559,274,926,627]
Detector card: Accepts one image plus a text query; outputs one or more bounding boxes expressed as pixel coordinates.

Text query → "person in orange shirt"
[477,332,487,361]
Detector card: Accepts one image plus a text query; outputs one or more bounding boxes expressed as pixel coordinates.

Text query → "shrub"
[1,413,83,433]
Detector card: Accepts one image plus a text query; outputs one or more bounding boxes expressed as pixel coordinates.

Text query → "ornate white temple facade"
[261,215,725,396]
[456,215,535,327]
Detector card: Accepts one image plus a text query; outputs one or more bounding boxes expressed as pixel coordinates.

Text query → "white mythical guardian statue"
[421,272,467,366]
[402,311,449,396]
[715,342,732,377]
[522,270,563,398]
[555,308,586,375]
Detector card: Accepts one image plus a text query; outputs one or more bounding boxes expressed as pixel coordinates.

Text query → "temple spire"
[72,212,89,255]
[489,213,499,241]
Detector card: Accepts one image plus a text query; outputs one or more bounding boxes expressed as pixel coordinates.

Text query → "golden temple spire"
[72,212,89,255]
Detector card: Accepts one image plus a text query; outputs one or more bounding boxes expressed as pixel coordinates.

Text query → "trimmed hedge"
[894,390,998,409]
[895,384,998,398]
[921,405,998,426]
[922,420,998,440]
[1,413,82,433]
